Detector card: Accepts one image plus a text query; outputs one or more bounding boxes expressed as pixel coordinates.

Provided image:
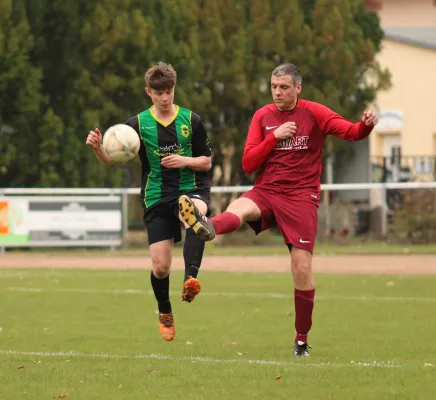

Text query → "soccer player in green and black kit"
[86,62,212,341]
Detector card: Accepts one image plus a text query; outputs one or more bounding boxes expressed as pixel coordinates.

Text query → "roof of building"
[383,27,436,50]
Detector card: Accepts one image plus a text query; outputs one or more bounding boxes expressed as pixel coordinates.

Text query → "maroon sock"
[210,212,241,235]
[294,288,315,343]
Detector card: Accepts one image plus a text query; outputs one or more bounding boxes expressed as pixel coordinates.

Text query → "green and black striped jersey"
[125,105,211,208]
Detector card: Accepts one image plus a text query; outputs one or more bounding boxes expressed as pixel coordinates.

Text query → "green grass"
[1,268,436,399]
[12,240,436,257]
[208,241,436,255]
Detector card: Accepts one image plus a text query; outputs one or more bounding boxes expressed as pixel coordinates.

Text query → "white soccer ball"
[102,124,140,163]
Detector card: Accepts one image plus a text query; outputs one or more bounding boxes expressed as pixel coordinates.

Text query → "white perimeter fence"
[1,182,436,250]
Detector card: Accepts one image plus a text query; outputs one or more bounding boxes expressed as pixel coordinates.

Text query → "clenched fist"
[274,122,297,140]
[362,110,379,127]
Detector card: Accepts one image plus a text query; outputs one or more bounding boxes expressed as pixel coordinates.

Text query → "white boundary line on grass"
[0,349,400,369]
[3,286,436,302]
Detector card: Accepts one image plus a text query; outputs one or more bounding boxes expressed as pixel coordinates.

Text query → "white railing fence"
[1,182,436,250]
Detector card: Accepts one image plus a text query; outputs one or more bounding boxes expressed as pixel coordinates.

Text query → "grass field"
[12,240,436,256]
[1,268,436,399]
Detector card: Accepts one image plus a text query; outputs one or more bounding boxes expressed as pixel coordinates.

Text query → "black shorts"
[143,190,210,245]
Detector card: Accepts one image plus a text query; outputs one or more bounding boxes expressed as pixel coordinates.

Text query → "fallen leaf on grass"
[424,363,433,367]
[275,376,281,380]
[55,395,69,399]
[286,312,293,317]
[17,365,25,369]
[236,352,243,356]
[118,384,123,388]
[386,282,395,287]
[186,340,193,345]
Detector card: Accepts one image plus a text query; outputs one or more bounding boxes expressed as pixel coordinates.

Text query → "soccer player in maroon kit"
[178,63,379,357]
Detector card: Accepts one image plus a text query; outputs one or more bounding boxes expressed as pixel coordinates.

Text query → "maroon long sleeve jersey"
[242,99,374,200]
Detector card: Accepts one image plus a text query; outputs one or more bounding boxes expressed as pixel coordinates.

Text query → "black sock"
[183,228,205,281]
[150,271,171,314]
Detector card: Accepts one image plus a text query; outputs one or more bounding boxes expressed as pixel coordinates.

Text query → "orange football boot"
[181,277,201,303]
[158,312,176,341]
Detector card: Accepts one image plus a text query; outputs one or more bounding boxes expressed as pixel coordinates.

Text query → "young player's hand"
[274,122,297,140]
[161,154,189,169]
[86,128,103,151]
[362,110,379,127]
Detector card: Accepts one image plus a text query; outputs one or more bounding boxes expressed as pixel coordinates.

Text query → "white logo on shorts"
[299,239,311,244]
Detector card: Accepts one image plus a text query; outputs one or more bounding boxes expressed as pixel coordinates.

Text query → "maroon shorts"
[241,187,319,253]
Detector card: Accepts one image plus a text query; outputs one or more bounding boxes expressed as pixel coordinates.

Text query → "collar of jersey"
[276,98,299,113]
[150,105,179,127]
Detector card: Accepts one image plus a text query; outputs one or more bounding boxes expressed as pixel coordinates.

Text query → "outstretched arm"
[313,103,378,141]
[86,128,115,165]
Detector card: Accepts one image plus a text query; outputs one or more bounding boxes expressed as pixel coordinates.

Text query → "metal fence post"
[122,190,129,248]
[381,185,388,237]
[323,154,334,238]
[0,188,5,252]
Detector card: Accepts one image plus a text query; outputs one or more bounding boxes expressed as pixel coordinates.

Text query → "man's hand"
[86,128,103,151]
[161,154,189,169]
[86,127,114,165]
[274,122,297,140]
[362,110,379,127]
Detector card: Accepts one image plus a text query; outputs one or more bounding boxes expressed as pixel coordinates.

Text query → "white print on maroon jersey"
[274,136,309,151]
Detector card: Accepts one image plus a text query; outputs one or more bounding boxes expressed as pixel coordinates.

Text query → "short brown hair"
[272,63,302,86]
[145,62,177,90]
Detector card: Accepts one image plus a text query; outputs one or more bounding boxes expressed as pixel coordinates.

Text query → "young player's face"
[146,87,175,112]
[270,75,301,110]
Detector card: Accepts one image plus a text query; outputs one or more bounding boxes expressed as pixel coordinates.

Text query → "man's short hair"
[272,63,302,86]
[145,62,177,90]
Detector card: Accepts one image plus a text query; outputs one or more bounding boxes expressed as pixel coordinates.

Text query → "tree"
[75,0,154,187]
[0,0,53,187]
[300,0,391,162]
[4,0,158,187]
[1,0,390,189]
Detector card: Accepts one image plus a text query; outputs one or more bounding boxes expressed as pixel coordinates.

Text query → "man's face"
[270,75,301,110]
[145,86,175,112]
